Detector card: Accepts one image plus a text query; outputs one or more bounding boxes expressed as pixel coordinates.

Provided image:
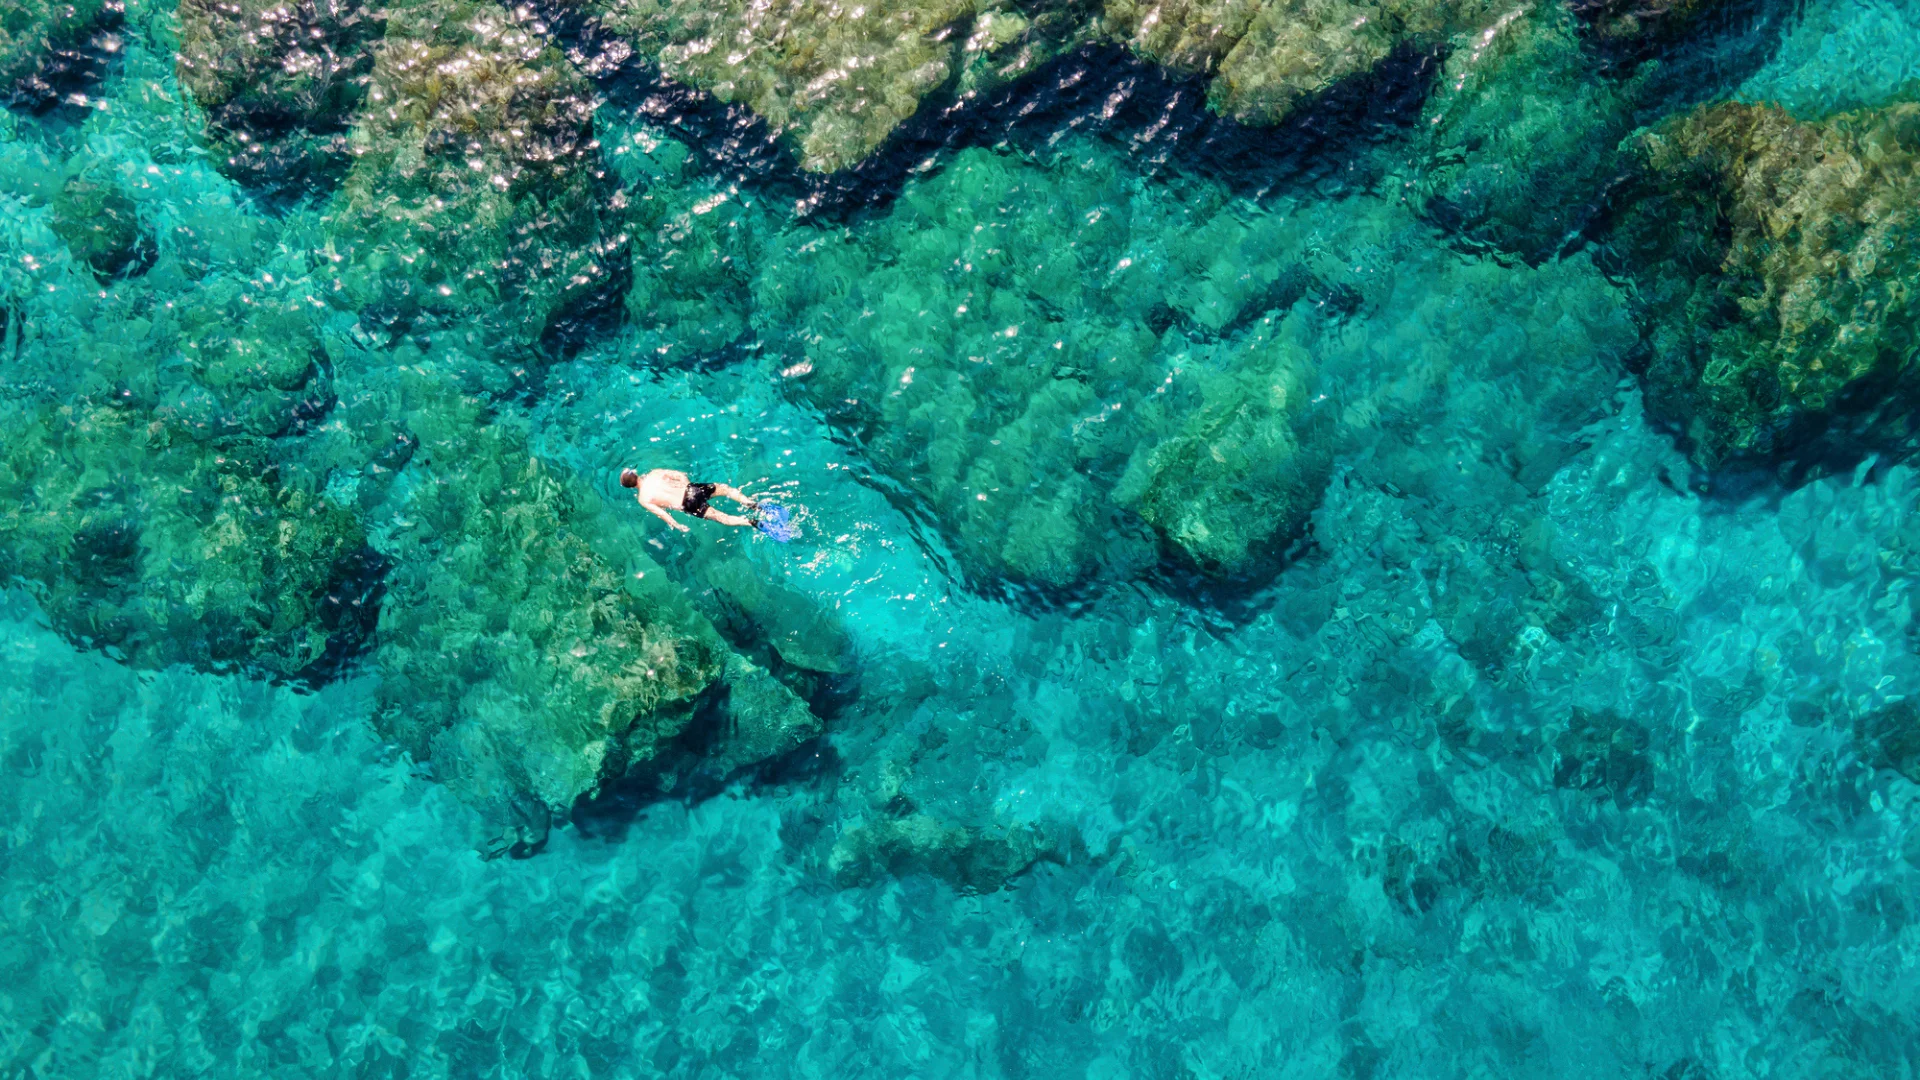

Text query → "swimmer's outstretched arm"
[641,499,689,532]
[714,484,758,509]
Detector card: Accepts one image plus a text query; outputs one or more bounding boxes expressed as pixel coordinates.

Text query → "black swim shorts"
[682,482,717,518]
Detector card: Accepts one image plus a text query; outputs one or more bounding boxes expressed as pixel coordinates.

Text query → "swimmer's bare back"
[621,468,759,532]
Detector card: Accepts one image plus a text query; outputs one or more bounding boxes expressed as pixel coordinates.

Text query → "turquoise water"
[6,0,1920,1075]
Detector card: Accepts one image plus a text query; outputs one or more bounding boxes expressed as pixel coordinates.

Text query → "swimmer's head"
[620,468,640,489]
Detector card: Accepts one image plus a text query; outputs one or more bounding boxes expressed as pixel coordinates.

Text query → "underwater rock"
[1572,0,1723,54]
[1109,0,1495,125]
[369,388,822,846]
[1115,348,1329,578]
[582,0,1094,172]
[1856,702,1920,785]
[48,168,154,281]
[175,0,385,195]
[829,812,1061,893]
[325,0,621,341]
[698,653,824,775]
[624,180,764,358]
[372,399,721,824]
[756,148,1338,591]
[0,0,108,89]
[169,276,336,439]
[1608,100,1920,467]
[1416,7,1637,262]
[1550,708,1654,805]
[673,539,854,677]
[578,0,1517,171]
[0,399,372,680]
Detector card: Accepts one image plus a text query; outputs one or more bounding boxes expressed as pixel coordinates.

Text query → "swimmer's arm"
[642,500,690,532]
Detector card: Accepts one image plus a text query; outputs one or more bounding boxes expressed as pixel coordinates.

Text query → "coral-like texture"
[0,0,106,87]
[755,148,1333,588]
[175,0,385,193]
[586,0,1093,171]
[0,398,369,679]
[48,167,154,280]
[1415,7,1636,261]
[370,381,820,848]
[1110,0,1497,123]
[325,0,617,336]
[372,394,720,827]
[583,0,1521,170]
[1610,100,1920,465]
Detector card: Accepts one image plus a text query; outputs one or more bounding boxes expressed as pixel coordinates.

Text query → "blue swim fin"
[754,503,799,543]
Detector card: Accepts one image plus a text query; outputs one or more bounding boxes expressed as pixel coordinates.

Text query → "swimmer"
[621,468,758,532]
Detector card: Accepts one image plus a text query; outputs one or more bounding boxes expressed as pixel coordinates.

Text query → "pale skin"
[631,468,757,532]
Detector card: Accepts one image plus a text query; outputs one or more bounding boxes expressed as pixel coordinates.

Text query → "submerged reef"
[1573,0,1725,55]
[0,0,107,88]
[621,166,769,359]
[0,396,371,680]
[174,0,386,194]
[1415,6,1638,262]
[371,392,719,850]
[1609,99,1920,467]
[14,0,1920,1069]
[1105,0,1498,125]
[754,147,1334,589]
[753,142,1629,597]
[370,375,819,852]
[323,0,622,339]
[579,0,1095,171]
[575,0,1534,171]
[48,164,154,280]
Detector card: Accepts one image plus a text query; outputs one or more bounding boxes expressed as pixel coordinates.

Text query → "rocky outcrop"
[1608,100,1920,466]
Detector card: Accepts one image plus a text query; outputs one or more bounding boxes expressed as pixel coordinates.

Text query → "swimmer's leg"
[714,483,758,509]
[703,509,755,528]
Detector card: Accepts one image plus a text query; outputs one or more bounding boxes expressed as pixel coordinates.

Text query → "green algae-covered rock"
[325,0,618,339]
[0,399,370,679]
[829,812,1061,893]
[49,169,154,281]
[756,147,1333,589]
[370,382,821,847]
[170,276,335,438]
[1110,0,1500,124]
[1416,8,1636,262]
[583,0,1092,172]
[578,0,1521,171]
[1116,350,1328,577]
[0,0,106,87]
[1609,100,1920,466]
[373,398,722,818]
[625,180,765,358]
[755,150,1151,588]
[175,0,385,193]
[588,0,971,172]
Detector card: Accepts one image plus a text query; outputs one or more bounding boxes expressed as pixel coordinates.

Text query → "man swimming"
[622,468,758,532]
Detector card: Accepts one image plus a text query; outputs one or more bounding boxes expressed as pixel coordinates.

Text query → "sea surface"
[4,0,1920,1076]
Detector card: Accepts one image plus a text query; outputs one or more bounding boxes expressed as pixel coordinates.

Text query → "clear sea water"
[5,0,1920,1076]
